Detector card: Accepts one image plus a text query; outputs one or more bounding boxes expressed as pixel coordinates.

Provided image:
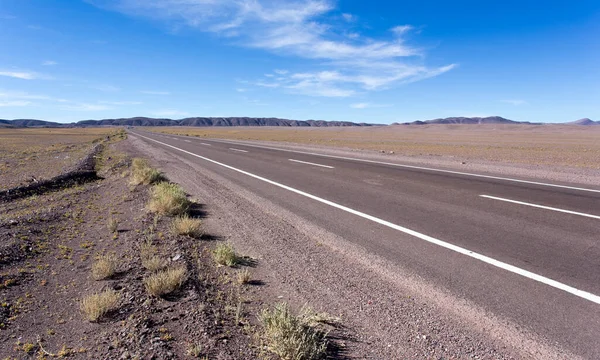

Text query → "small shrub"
[212,243,238,267]
[129,158,163,186]
[147,182,190,216]
[140,241,167,272]
[107,217,118,233]
[259,303,328,360]
[80,289,120,322]
[143,256,167,272]
[144,265,187,297]
[91,254,118,280]
[236,269,251,285]
[187,343,203,357]
[171,215,203,238]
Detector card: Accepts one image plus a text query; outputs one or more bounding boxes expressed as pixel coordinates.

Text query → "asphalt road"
[130,129,600,358]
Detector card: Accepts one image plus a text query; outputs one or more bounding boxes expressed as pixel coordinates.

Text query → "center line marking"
[200,143,212,146]
[481,195,600,220]
[289,159,334,169]
[229,148,248,153]
[184,140,191,143]
[133,132,600,305]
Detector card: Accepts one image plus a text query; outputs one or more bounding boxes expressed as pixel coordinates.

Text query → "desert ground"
[1,125,598,359]
[149,124,600,169]
[1,128,344,359]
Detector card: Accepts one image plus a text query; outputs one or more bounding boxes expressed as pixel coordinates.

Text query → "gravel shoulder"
[126,134,583,359]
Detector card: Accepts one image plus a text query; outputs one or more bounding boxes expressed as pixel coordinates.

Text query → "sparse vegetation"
[187,343,203,357]
[91,254,118,280]
[80,289,120,322]
[140,241,167,272]
[259,302,328,360]
[236,269,251,285]
[212,243,238,267]
[143,265,187,297]
[147,182,190,216]
[107,217,118,233]
[129,158,164,186]
[171,214,203,238]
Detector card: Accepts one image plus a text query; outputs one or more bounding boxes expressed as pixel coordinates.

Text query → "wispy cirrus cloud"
[42,60,58,66]
[500,99,527,106]
[90,0,456,97]
[0,100,32,107]
[0,70,42,80]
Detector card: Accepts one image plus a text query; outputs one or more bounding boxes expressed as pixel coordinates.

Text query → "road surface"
[130,129,600,358]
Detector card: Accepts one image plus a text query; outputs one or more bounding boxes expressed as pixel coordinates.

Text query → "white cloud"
[391,25,413,35]
[93,0,455,97]
[341,13,355,22]
[0,100,32,107]
[42,60,58,66]
[141,90,170,95]
[501,99,527,106]
[274,69,288,75]
[235,88,248,92]
[350,102,369,109]
[0,71,40,80]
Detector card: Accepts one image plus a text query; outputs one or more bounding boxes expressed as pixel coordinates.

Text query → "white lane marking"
[200,143,212,146]
[289,159,334,169]
[481,195,600,220]
[184,140,191,143]
[199,138,600,194]
[134,132,600,305]
[229,148,249,153]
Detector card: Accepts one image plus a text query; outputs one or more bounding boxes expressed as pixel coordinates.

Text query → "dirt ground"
[148,124,600,170]
[0,128,116,190]
[0,131,273,359]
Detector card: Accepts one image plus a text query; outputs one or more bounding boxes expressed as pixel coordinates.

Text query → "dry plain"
[148,124,600,169]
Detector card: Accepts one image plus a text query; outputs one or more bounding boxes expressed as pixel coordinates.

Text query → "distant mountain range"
[0,117,379,128]
[0,116,598,128]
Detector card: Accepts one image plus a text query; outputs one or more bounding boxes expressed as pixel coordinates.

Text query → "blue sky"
[0,0,598,124]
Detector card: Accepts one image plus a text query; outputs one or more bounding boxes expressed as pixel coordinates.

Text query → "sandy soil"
[127,134,583,359]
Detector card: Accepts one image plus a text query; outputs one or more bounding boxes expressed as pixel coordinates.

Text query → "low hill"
[396,116,539,125]
[566,118,599,126]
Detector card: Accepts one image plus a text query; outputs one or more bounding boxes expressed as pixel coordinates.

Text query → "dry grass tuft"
[236,269,251,285]
[143,265,187,297]
[80,289,120,322]
[212,243,238,267]
[171,215,203,238]
[147,182,190,216]
[129,158,164,186]
[140,241,167,272]
[107,217,118,233]
[259,302,328,360]
[91,254,118,280]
